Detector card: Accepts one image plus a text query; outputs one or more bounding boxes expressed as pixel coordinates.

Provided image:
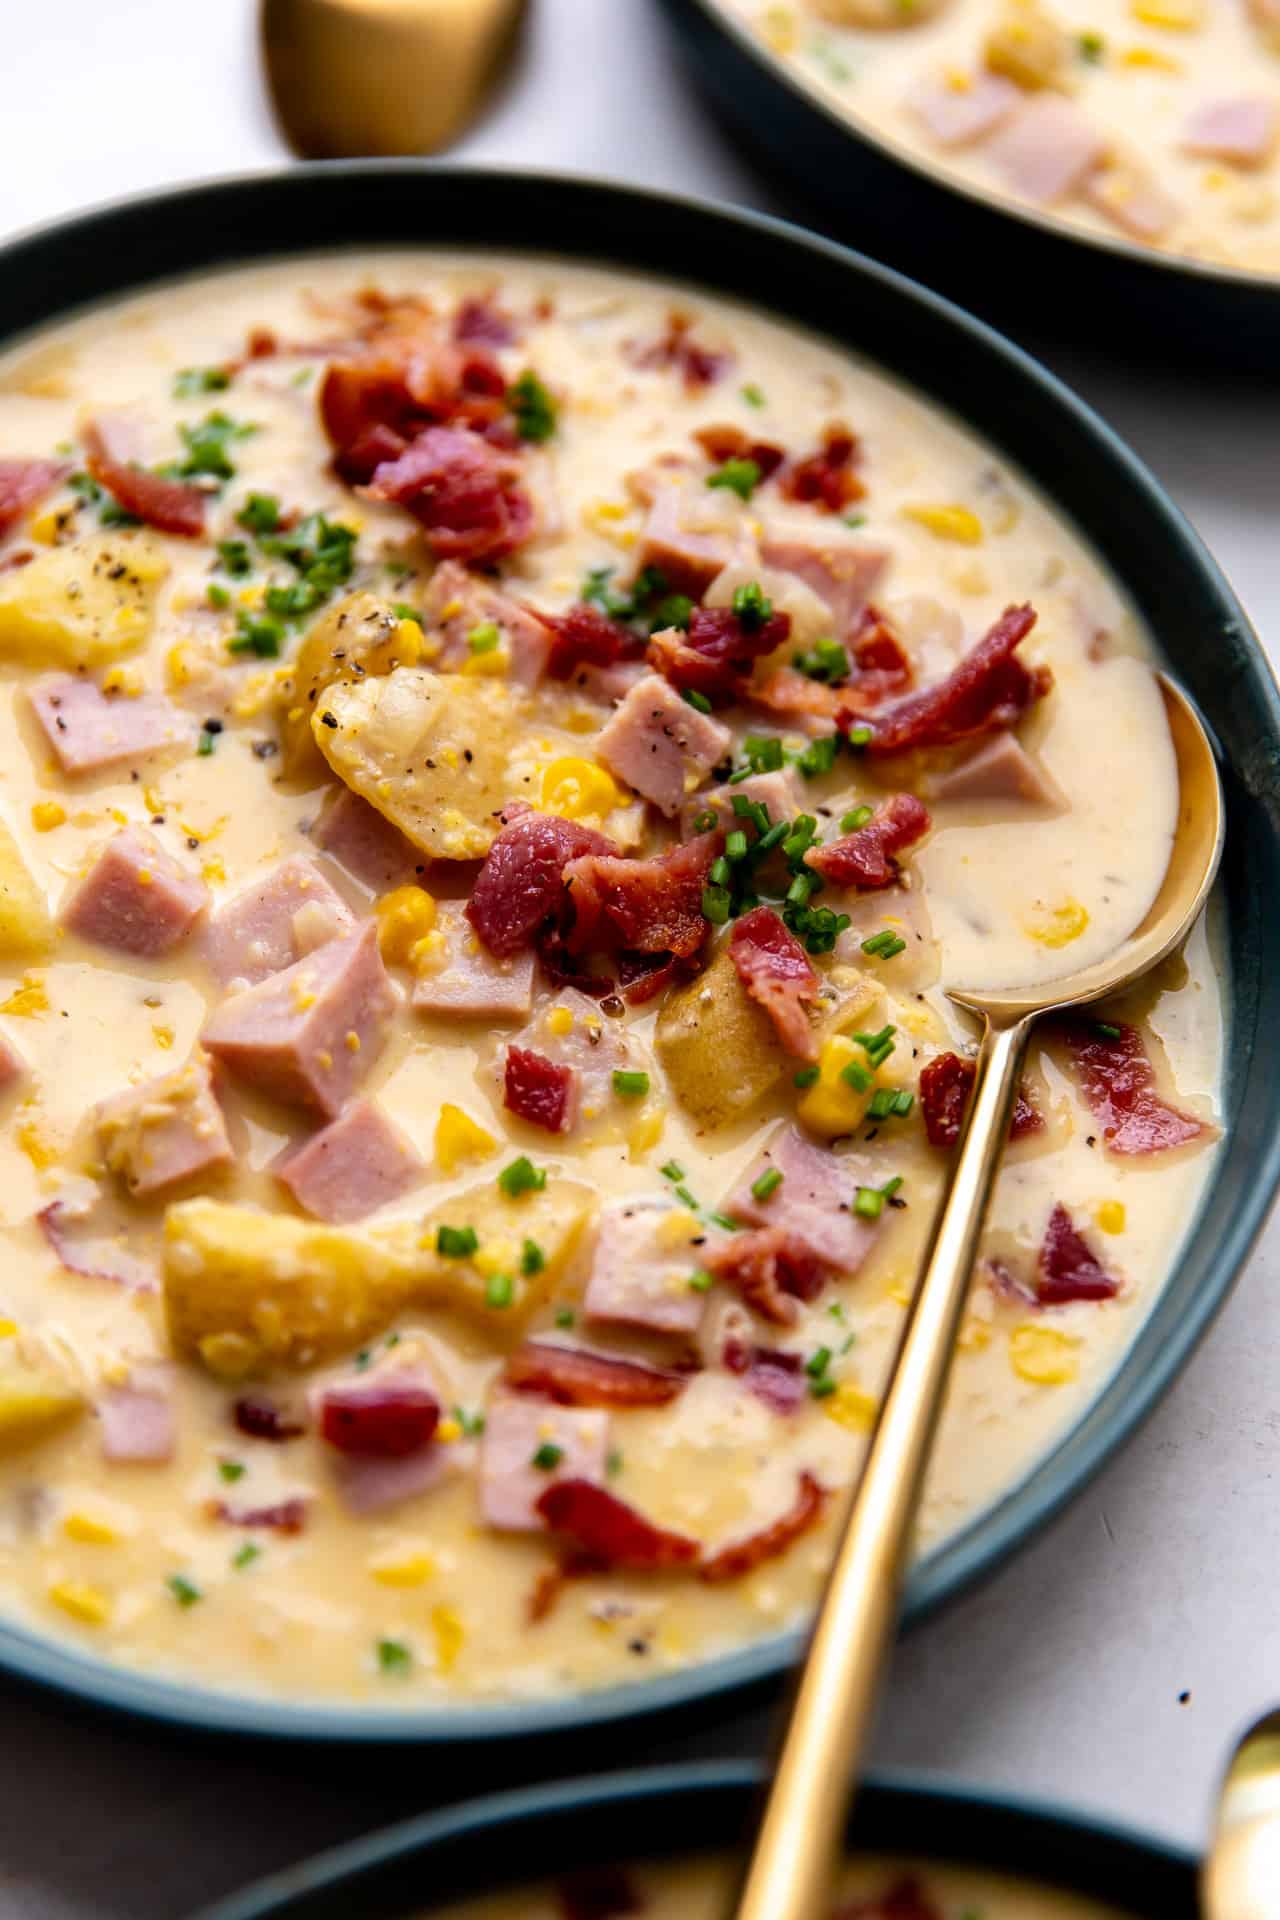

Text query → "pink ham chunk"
[94,1056,232,1198]
[988,96,1106,204]
[1081,162,1181,243]
[204,855,355,987]
[276,1097,423,1222]
[27,675,192,776]
[636,484,742,597]
[759,539,888,637]
[908,69,1021,148]
[726,1127,879,1276]
[60,828,208,958]
[680,766,803,838]
[333,1439,471,1515]
[1182,96,1278,168]
[309,785,422,894]
[478,1392,610,1532]
[583,1202,715,1339]
[98,1362,175,1464]
[927,732,1066,809]
[202,923,397,1118]
[412,902,536,1022]
[0,1031,26,1095]
[596,672,731,817]
[421,559,554,688]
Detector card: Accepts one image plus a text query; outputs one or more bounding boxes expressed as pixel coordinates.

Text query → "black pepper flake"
[187,836,200,851]
[252,739,278,760]
[1086,1134,1097,1148]
[151,814,165,826]
[463,749,473,763]
[319,711,339,729]
[203,718,224,735]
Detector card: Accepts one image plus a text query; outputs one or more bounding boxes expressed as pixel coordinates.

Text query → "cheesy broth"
[0,254,1221,1707]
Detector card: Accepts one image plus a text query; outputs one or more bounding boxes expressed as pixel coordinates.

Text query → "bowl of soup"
[191,1762,1198,1918]
[0,165,1272,1742]
[657,0,1280,362]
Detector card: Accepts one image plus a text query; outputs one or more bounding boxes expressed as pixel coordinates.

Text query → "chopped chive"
[854,1186,885,1221]
[612,1069,650,1098]
[843,512,867,530]
[606,1448,624,1478]
[436,1223,478,1258]
[531,1442,564,1471]
[167,1573,201,1609]
[520,1237,545,1276]
[841,805,874,833]
[709,856,731,887]
[377,1637,412,1674]
[651,592,693,632]
[509,369,556,442]
[744,734,784,773]
[674,1184,699,1210]
[706,456,761,500]
[454,1406,486,1438]
[881,1175,904,1199]
[810,1376,838,1399]
[178,411,257,482]
[741,383,766,408]
[805,1345,833,1379]
[793,1065,820,1088]
[841,1059,872,1093]
[754,820,789,857]
[688,1268,714,1293]
[1078,28,1105,58]
[846,724,873,749]
[229,611,284,658]
[750,1166,784,1203]
[786,873,814,907]
[217,1459,246,1483]
[660,1159,686,1182]
[554,1307,575,1329]
[861,930,906,960]
[467,621,501,653]
[174,365,231,397]
[236,491,281,536]
[498,1156,546,1198]
[702,883,731,924]
[797,733,840,778]
[725,829,749,862]
[197,727,217,757]
[732,581,773,629]
[1093,1021,1122,1041]
[485,1272,515,1310]
[206,582,231,610]
[709,1211,740,1233]
[892,1090,915,1116]
[232,1542,261,1571]
[867,1088,898,1120]
[217,536,253,576]
[393,602,422,625]
[732,794,770,832]
[793,637,850,684]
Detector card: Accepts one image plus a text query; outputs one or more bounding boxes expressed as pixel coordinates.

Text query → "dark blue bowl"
[656,0,1280,369]
[0,165,1274,1745]
[191,1762,1198,1918]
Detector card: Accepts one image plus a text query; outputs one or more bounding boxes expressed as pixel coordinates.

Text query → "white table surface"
[1,3,1278,1914]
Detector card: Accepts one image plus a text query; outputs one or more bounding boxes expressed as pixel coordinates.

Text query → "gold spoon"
[260,0,527,159]
[734,675,1224,1920]
[1205,1709,1280,1920]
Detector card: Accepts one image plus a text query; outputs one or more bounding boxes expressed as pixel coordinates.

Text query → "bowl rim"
[190,1759,1198,1919]
[660,0,1280,301]
[0,159,1274,1745]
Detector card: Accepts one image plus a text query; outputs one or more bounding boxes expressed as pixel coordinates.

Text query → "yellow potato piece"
[313,669,531,860]
[0,532,167,668]
[0,820,53,958]
[275,591,420,782]
[0,1349,84,1452]
[984,0,1073,88]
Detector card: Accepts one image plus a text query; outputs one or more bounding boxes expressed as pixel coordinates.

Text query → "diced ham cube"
[94,1056,232,1198]
[636,483,753,596]
[908,69,1021,148]
[0,1031,26,1094]
[333,1440,471,1515]
[99,1361,175,1464]
[27,675,192,776]
[583,1202,717,1339]
[1181,95,1278,168]
[202,923,397,1118]
[596,673,731,817]
[276,1097,423,1223]
[927,733,1067,809]
[988,96,1106,204]
[759,538,888,637]
[725,1126,878,1275]
[1081,160,1181,242]
[309,785,422,894]
[680,766,803,838]
[412,902,536,1021]
[478,1392,610,1532]
[204,855,356,987]
[421,558,553,687]
[60,828,208,958]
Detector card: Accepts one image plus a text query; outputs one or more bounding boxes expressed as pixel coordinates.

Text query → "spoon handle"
[733,1012,1034,1920]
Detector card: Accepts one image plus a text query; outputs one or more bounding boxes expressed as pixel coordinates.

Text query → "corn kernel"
[823,1382,878,1432]
[48,1580,111,1626]
[655,1207,701,1251]
[28,509,61,546]
[166,643,200,690]
[628,1105,666,1159]
[797,1034,878,1139]
[546,1005,575,1038]
[958,1317,992,1352]
[151,1024,175,1051]
[2,975,48,1018]
[1130,0,1202,25]
[436,1418,462,1444]
[1096,1199,1126,1234]
[540,757,621,822]
[17,1118,56,1169]
[31,801,65,833]
[760,3,798,53]
[63,1510,120,1546]
[0,1318,16,1338]
[462,646,509,678]
[902,504,984,545]
[201,855,226,886]
[1119,42,1182,65]
[101,665,143,697]
[431,1603,465,1673]
[434,1103,496,1173]
[1010,1324,1080,1385]
[1025,899,1089,947]
[394,618,423,664]
[370,1550,435,1588]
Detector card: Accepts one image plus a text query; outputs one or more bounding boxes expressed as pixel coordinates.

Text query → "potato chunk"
[983,0,1072,90]
[0,1346,84,1452]
[275,591,420,782]
[313,669,531,859]
[0,533,167,668]
[390,1179,595,1332]
[0,819,52,958]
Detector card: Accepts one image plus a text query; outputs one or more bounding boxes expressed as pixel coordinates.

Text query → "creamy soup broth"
[720,0,1280,276]
[0,253,1221,1705]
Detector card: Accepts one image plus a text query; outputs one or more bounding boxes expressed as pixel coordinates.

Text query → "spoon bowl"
[734,673,1224,1920]
[1204,1708,1280,1920]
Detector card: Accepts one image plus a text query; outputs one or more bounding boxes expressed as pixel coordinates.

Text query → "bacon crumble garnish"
[918,1051,1044,1151]
[557,1867,647,1920]
[466,811,615,958]
[83,421,206,538]
[211,1497,308,1534]
[0,459,69,539]
[648,604,791,703]
[705,1227,826,1326]
[564,831,723,960]
[851,603,1049,756]
[617,949,698,1005]
[505,1046,575,1133]
[779,425,865,514]
[629,310,732,389]
[545,601,641,681]
[729,906,820,1059]
[847,604,914,700]
[804,793,931,891]
[233,1394,305,1442]
[320,330,508,477]
[365,424,533,562]
[1060,1019,1206,1155]
[452,295,518,347]
[833,1876,944,1920]
[536,1478,701,1570]
[700,1469,827,1584]
[692,422,785,478]
[723,1339,807,1415]
[319,1378,440,1457]
[1037,1202,1121,1304]
[504,1341,685,1408]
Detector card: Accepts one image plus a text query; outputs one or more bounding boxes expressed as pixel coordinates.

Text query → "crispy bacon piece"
[918,1051,1044,1150]
[211,1497,308,1534]
[557,1868,646,1920]
[537,1478,701,1570]
[319,1378,440,1457]
[833,1877,943,1920]
[1037,1202,1120,1304]
[692,422,786,479]
[854,604,1049,756]
[233,1394,305,1442]
[452,295,517,346]
[700,1469,827,1584]
[705,1227,826,1326]
[366,424,533,562]
[648,604,791,704]
[504,1341,685,1408]
[544,602,639,681]
[848,605,914,699]
[320,332,508,479]
[1060,1020,1206,1155]
[0,459,68,538]
[779,426,864,514]
[729,906,819,1060]
[564,832,722,960]
[83,421,206,537]
[617,949,698,1006]
[723,1339,806,1415]
[804,793,931,891]
[505,1046,575,1133]
[629,310,732,389]
[749,663,843,725]
[528,1560,568,1625]
[466,812,615,958]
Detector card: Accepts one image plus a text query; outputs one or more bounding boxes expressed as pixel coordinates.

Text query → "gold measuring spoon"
[1206,1709,1280,1920]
